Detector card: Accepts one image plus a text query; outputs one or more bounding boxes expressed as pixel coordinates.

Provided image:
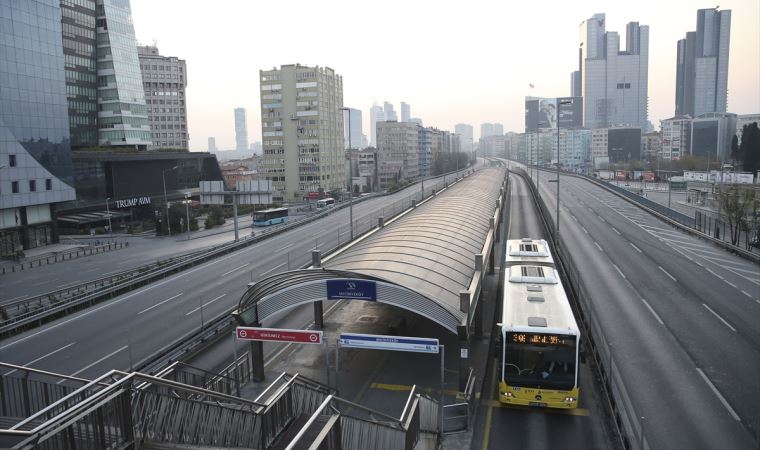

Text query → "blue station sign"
[326,279,377,301]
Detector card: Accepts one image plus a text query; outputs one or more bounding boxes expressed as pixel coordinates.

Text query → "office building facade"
[690,112,736,160]
[1,0,77,254]
[138,45,188,150]
[376,121,420,188]
[343,107,363,149]
[383,102,397,122]
[579,14,649,129]
[259,64,344,202]
[675,8,731,117]
[234,107,248,151]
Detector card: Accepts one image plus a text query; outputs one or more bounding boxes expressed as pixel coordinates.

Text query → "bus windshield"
[504,332,576,391]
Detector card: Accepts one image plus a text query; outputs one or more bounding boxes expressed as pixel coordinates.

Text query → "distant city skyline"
[129,0,760,150]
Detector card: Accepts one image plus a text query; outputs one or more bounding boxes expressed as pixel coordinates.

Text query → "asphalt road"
[522,163,759,449]
[0,169,470,382]
[471,171,617,450]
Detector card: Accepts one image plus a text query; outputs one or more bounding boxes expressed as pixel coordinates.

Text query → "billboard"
[525,96,582,131]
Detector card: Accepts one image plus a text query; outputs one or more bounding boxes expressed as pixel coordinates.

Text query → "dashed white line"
[222,263,250,277]
[261,262,287,276]
[597,215,606,223]
[571,215,578,222]
[137,292,183,315]
[594,242,603,251]
[629,243,642,253]
[640,298,664,325]
[724,280,737,288]
[658,266,677,282]
[65,345,128,380]
[185,293,227,316]
[611,227,621,235]
[740,290,751,298]
[702,304,737,332]
[705,267,724,280]
[696,368,741,421]
[278,243,295,251]
[613,264,626,279]
[3,342,77,376]
[582,226,588,234]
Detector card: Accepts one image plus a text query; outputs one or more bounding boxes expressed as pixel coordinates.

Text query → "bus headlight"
[563,396,577,403]
[503,392,514,398]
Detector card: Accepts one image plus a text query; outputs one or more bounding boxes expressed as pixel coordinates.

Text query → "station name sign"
[113,197,152,208]
[326,279,376,301]
[236,326,323,345]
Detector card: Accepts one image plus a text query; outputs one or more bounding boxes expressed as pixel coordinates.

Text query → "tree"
[737,122,760,175]
[719,186,756,246]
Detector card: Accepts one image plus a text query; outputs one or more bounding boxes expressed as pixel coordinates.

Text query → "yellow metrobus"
[498,239,581,409]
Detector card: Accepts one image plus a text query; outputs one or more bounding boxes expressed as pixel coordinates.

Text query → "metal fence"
[0,241,128,275]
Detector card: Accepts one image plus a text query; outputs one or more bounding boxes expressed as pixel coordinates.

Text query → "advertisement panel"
[642,172,655,181]
[615,170,628,181]
[525,97,582,131]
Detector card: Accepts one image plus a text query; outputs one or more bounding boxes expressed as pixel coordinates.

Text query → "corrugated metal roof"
[325,167,505,320]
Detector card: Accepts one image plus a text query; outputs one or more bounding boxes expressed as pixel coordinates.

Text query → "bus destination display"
[509,332,571,346]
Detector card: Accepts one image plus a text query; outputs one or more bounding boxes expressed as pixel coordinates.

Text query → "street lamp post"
[556,98,574,244]
[184,192,191,241]
[341,108,354,240]
[105,197,112,237]
[162,166,178,236]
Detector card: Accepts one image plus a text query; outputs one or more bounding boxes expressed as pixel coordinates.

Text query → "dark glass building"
[0,0,77,255]
[607,128,642,163]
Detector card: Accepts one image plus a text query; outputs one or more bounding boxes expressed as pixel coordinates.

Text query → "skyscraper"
[369,103,385,147]
[570,71,582,97]
[138,45,189,150]
[401,102,410,122]
[343,108,363,149]
[480,123,495,139]
[95,0,152,149]
[208,137,217,153]
[383,102,398,121]
[259,64,344,202]
[675,8,731,117]
[1,0,77,253]
[455,124,474,152]
[579,14,649,129]
[234,108,248,151]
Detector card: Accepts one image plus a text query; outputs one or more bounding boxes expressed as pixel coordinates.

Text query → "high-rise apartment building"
[660,115,692,160]
[376,121,420,188]
[369,103,385,147]
[1,0,77,253]
[675,8,731,118]
[455,124,474,152]
[343,108,363,149]
[579,14,649,129]
[138,46,188,150]
[401,102,410,122]
[642,131,662,162]
[208,137,217,153]
[95,0,151,149]
[384,102,398,121]
[234,108,248,151]
[259,64,344,202]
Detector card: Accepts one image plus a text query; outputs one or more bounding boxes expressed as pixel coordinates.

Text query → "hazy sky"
[131,0,759,150]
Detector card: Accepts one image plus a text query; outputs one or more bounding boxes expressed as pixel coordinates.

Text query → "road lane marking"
[723,280,737,288]
[137,293,183,315]
[629,243,642,253]
[702,304,736,332]
[64,345,128,381]
[185,293,227,316]
[611,227,621,235]
[571,215,578,222]
[658,266,677,282]
[696,368,741,421]
[705,267,724,280]
[4,342,77,376]
[613,264,626,279]
[741,290,751,298]
[278,243,295,251]
[261,262,287,276]
[222,263,250,277]
[581,226,588,234]
[640,298,664,325]
[594,242,603,251]
[597,215,606,222]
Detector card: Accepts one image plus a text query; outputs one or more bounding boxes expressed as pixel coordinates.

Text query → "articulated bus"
[498,238,581,409]
[253,207,289,226]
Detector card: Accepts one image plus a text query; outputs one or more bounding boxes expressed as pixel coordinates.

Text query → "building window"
[29,180,36,192]
[11,181,19,193]
[46,179,52,190]
[9,154,16,167]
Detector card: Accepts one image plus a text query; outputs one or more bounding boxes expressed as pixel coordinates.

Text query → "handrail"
[0,361,93,384]
[284,394,335,450]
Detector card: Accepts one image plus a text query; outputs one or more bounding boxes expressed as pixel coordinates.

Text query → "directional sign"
[236,327,323,345]
[339,332,439,354]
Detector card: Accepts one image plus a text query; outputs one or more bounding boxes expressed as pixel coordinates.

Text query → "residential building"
[690,112,736,160]
[409,118,423,126]
[418,127,433,178]
[383,102,398,122]
[401,102,410,122]
[250,141,263,156]
[579,14,649,129]
[343,108,363,149]
[590,128,609,163]
[642,131,662,162]
[376,121,420,188]
[1,0,77,253]
[369,103,385,147]
[455,124,474,152]
[505,132,522,161]
[660,115,692,160]
[138,45,188,150]
[347,148,377,192]
[735,114,760,146]
[208,137,217,153]
[221,163,257,190]
[259,64,344,202]
[479,135,506,157]
[234,107,248,151]
[675,8,731,117]
[551,129,592,170]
